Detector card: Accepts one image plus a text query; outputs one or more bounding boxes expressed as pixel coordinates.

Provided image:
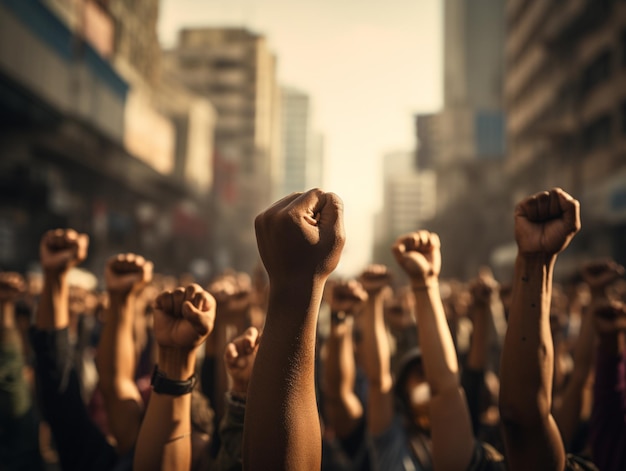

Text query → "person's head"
[394,348,431,432]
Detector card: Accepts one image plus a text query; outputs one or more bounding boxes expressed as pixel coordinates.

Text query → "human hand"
[514,188,580,258]
[392,230,441,288]
[470,268,499,307]
[224,326,260,395]
[40,229,89,275]
[581,259,624,293]
[0,272,25,303]
[153,284,216,352]
[254,189,345,283]
[592,300,626,334]
[329,280,368,315]
[358,264,392,296]
[105,253,153,298]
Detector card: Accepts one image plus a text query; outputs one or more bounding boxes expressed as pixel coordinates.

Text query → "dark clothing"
[30,327,130,471]
[0,328,44,471]
[590,345,626,471]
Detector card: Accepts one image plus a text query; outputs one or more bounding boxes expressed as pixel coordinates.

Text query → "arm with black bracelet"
[133,284,216,471]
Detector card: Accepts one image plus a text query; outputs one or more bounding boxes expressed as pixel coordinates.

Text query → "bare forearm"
[500,255,555,425]
[37,273,69,330]
[323,319,363,437]
[243,280,324,471]
[98,295,138,390]
[134,349,195,471]
[466,303,490,371]
[413,284,460,394]
[360,296,392,391]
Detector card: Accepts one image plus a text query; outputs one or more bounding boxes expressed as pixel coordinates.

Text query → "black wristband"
[151,365,196,396]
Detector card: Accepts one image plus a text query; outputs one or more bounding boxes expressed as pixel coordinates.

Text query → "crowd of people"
[0,187,625,471]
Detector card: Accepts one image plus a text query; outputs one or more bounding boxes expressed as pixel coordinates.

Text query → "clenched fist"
[514,188,580,258]
[392,230,441,288]
[330,280,368,314]
[105,253,153,297]
[0,272,25,302]
[359,264,392,295]
[153,284,216,351]
[581,259,624,292]
[254,189,345,282]
[40,229,89,274]
[224,327,260,395]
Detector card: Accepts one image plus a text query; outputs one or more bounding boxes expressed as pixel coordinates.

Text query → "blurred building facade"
[276,86,324,199]
[373,151,436,274]
[415,0,510,279]
[505,0,626,272]
[0,0,216,278]
[163,28,280,273]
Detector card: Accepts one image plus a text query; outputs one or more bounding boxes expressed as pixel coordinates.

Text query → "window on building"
[582,114,612,151]
[581,50,612,96]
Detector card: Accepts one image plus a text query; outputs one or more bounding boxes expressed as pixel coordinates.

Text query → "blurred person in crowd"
[0,270,45,471]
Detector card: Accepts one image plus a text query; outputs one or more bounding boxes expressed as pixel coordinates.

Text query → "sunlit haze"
[159,0,443,276]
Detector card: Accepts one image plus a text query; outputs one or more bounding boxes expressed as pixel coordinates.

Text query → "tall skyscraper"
[414,0,509,278]
[276,87,324,199]
[505,0,626,269]
[163,27,280,272]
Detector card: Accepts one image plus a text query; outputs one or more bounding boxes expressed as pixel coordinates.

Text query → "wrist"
[157,347,197,380]
[411,278,439,291]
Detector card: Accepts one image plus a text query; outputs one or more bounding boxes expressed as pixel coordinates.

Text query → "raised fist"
[330,279,368,314]
[254,188,345,282]
[592,300,626,334]
[153,284,216,351]
[0,272,25,302]
[392,230,441,287]
[359,264,392,294]
[105,253,153,297]
[581,259,625,292]
[514,188,581,257]
[40,229,89,274]
[224,326,260,394]
[470,268,499,307]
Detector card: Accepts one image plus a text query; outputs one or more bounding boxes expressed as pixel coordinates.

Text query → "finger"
[172,287,186,317]
[429,232,441,250]
[182,300,212,336]
[76,233,89,261]
[143,261,154,283]
[224,342,239,364]
[536,191,551,220]
[316,192,345,244]
[155,291,173,314]
[555,188,581,233]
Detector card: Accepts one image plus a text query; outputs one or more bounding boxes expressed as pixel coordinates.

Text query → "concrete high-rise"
[163,27,280,272]
[413,0,509,279]
[276,87,324,199]
[505,0,626,271]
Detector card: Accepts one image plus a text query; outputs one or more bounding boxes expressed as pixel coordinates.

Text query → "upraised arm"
[322,279,366,438]
[36,229,88,331]
[96,253,153,455]
[357,264,395,436]
[133,284,215,471]
[243,189,345,471]
[213,326,260,469]
[555,259,623,449]
[499,188,581,471]
[392,230,475,471]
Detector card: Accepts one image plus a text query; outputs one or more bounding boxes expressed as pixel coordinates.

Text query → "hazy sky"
[159,0,443,276]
